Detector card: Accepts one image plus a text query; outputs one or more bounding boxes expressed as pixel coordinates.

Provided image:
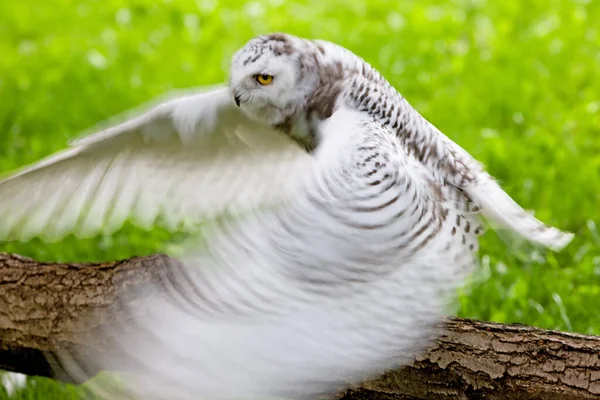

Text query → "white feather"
[0,86,314,242]
[61,108,475,400]
[0,32,574,400]
[464,173,573,251]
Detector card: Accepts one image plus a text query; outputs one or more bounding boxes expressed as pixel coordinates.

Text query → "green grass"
[1,0,599,397]
[0,375,99,400]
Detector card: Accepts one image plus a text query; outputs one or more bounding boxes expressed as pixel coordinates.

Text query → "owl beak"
[231,86,242,107]
[234,93,242,107]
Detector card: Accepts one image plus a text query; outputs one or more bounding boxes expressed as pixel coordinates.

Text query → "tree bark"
[1,252,599,399]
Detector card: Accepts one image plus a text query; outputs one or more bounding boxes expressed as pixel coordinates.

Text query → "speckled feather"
[83,109,482,400]
[240,33,572,251]
[0,32,573,400]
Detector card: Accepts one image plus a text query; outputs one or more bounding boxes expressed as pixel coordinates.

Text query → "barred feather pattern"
[306,38,572,250]
[85,110,482,400]
[1,32,571,400]
[307,40,480,188]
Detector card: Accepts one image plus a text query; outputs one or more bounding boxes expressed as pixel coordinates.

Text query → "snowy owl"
[0,33,573,400]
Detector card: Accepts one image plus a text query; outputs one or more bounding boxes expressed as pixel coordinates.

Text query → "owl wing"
[0,86,315,242]
[420,121,574,252]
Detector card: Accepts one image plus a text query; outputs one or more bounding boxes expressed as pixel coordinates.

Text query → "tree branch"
[1,252,599,399]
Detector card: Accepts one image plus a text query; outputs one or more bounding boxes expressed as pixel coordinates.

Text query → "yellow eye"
[256,74,274,85]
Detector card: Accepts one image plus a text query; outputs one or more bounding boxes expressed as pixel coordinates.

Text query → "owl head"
[228,33,322,127]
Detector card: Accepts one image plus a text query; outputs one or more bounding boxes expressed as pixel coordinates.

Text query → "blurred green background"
[1,0,599,398]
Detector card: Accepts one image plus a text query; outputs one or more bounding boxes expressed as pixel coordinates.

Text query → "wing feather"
[0,86,314,242]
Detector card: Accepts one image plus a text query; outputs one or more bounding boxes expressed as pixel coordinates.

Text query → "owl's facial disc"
[228,34,318,127]
[229,56,298,125]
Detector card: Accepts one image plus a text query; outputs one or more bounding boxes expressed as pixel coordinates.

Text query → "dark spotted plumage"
[230,33,571,251]
[14,32,571,400]
[236,33,481,190]
[303,40,479,188]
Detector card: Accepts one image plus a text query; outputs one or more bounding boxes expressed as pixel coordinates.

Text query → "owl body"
[122,110,481,400]
[281,38,482,189]
[0,33,573,400]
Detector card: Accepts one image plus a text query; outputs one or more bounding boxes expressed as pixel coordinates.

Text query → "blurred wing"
[0,86,314,242]
[463,174,574,251]
[419,118,574,252]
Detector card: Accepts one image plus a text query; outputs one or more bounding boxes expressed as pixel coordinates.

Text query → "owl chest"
[269,150,445,284]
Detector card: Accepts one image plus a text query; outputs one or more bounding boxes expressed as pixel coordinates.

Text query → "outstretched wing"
[0,86,314,242]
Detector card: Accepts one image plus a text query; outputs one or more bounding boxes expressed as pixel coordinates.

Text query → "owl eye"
[255,74,274,85]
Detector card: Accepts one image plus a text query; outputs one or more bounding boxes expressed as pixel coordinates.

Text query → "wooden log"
[1,252,599,399]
